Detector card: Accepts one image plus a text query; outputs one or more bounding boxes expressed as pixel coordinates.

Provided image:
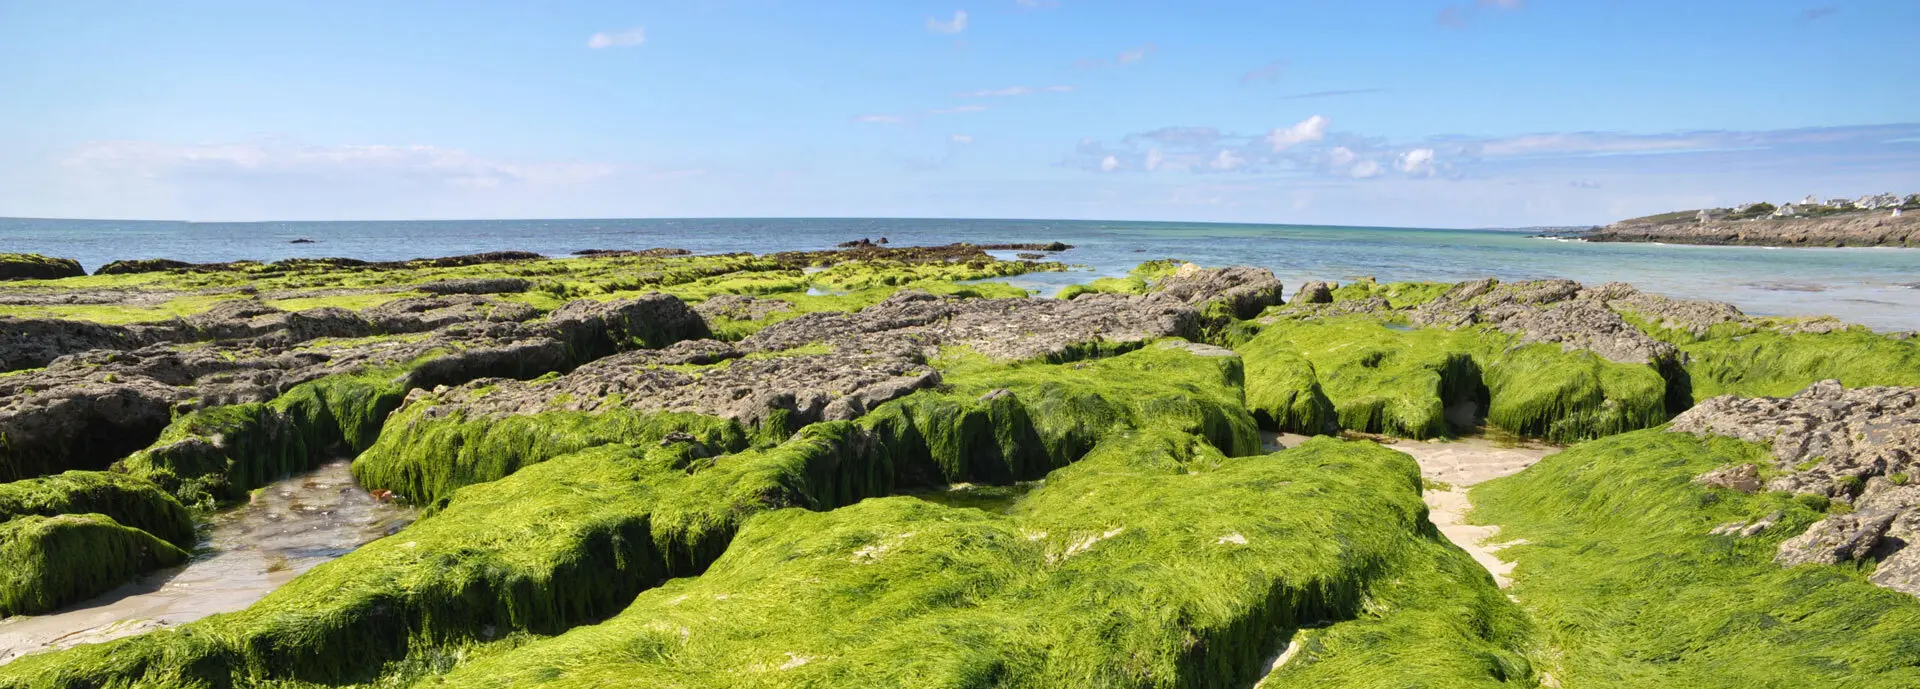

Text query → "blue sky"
[1,0,1916,227]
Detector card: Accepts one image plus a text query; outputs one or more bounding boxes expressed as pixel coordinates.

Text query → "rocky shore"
[0,244,1916,687]
[1578,208,1920,247]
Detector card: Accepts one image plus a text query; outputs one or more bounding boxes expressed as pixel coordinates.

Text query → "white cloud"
[1327,146,1358,168]
[1101,155,1120,172]
[1210,149,1247,171]
[853,115,907,124]
[1349,160,1383,179]
[587,27,647,49]
[1145,148,1165,171]
[956,85,1075,98]
[928,105,989,115]
[65,140,617,189]
[1397,148,1436,176]
[950,134,974,144]
[1266,115,1328,151]
[927,10,969,34]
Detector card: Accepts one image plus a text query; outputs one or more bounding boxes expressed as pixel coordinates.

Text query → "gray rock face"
[694,294,793,322]
[1604,288,1748,339]
[0,294,707,481]
[1694,464,1763,493]
[409,289,1208,434]
[1150,264,1285,319]
[1777,511,1897,566]
[1673,380,1920,596]
[415,277,532,295]
[1670,380,1920,499]
[1410,279,1678,365]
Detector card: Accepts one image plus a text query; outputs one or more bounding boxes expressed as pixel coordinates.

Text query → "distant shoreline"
[1573,208,1918,248]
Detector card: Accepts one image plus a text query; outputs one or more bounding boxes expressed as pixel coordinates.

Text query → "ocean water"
[2,216,1916,331]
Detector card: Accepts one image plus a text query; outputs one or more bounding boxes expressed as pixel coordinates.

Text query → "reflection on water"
[0,460,412,663]
[905,481,1042,514]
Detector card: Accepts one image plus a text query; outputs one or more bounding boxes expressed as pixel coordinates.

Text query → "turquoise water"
[2,217,1915,330]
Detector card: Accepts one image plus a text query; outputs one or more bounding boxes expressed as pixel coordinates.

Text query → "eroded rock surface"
[1411,279,1677,365]
[1671,380,1920,595]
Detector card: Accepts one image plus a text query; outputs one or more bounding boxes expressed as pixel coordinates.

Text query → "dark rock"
[290,238,316,244]
[1295,281,1335,304]
[93,259,206,275]
[1016,253,1045,260]
[0,254,85,281]
[416,278,533,295]
[571,248,692,258]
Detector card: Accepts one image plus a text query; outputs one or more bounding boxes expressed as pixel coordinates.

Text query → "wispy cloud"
[928,105,990,115]
[586,26,647,49]
[1077,43,1158,69]
[1239,60,1286,85]
[927,10,969,34]
[66,140,617,188]
[1278,88,1387,100]
[852,115,907,125]
[1800,5,1840,22]
[955,85,1075,98]
[1438,0,1525,28]
[1014,0,1056,9]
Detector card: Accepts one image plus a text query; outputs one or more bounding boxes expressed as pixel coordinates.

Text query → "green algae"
[117,366,419,507]
[0,513,189,617]
[1328,279,1452,308]
[1470,430,1920,687]
[1235,316,1673,442]
[0,471,195,548]
[1675,328,1920,402]
[428,433,1530,688]
[1054,259,1182,299]
[701,280,1030,341]
[353,405,752,507]
[1481,343,1669,444]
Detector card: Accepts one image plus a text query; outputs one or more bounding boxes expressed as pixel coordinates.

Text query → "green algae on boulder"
[0,471,195,549]
[1470,430,1920,687]
[0,513,189,617]
[433,433,1532,688]
[1674,328,1920,402]
[0,255,84,282]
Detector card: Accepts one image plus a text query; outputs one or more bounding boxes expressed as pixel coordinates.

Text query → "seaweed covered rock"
[1412,278,1678,365]
[414,277,532,295]
[1149,263,1286,320]
[0,513,188,617]
[0,471,195,548]
[0,255,84,282]
[693,294,792,322]
[432,434,1529,688]
[1671,380,1920,597]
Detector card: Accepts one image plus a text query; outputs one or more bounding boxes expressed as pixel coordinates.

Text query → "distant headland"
[1574,192,1920,248]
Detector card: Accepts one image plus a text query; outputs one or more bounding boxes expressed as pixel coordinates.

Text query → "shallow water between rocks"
[0,460,413,664]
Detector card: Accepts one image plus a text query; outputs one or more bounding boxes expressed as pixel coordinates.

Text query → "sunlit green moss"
[0,513,188,617]
[1471,430,1920,687]
[1328,279,1452,308]
[1676,329,1920,401]
[1054,259,1183,299]
[0,471,194,548]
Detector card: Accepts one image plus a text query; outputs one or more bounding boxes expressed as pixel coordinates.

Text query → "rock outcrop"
[1671,380,1920,596]
[0,254,85,282]
[1582,208,1920,248]
[1411,279,1678,365]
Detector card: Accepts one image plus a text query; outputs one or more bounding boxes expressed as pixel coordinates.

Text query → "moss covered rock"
[0,471,194,548]
[0,513,188,617]
[0,255,84,282]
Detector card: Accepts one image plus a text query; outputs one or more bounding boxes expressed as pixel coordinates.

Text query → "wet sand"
[0,460,412,663]
[1265,431,1557,587]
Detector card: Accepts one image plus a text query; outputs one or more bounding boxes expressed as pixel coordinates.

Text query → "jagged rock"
[0,317,152,372]
[415,277,532,295]
[1151,264,1285,320]
[1777,511,1896,566]
[1670,380,1920,499]
[1694,464,1763,493]
[1605,289,1749,338]
[1294,281,1335,304]
[1710,509,1783,537]
[547,293,711,357]
[1871,548,1920,596]
[1409,278,1678,364]
[694,294,793,321]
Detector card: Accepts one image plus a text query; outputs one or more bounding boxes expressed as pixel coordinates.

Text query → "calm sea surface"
[3,217,1916,331]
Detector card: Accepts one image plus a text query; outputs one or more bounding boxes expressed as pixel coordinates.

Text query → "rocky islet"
[0,245,1913,687]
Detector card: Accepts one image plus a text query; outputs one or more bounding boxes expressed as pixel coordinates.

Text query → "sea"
[3,216,1917,331]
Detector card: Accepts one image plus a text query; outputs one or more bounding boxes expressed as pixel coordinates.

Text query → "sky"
[1,0,1916,227]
